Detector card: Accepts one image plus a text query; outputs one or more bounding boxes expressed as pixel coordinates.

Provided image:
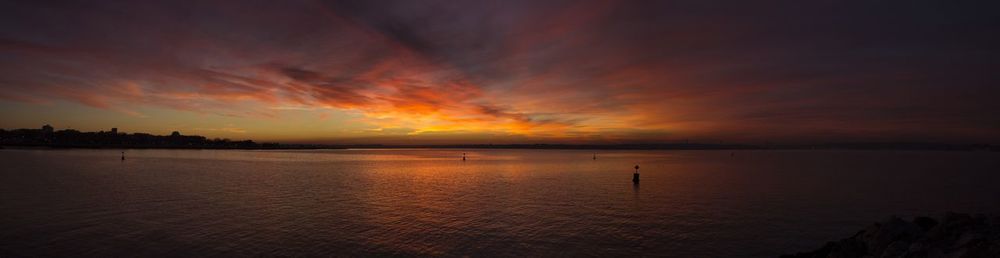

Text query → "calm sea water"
[1,149,998,257]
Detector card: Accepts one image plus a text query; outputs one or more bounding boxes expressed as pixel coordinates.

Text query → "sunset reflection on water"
[1,149,998,257]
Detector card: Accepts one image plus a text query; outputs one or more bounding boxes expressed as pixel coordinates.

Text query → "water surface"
[1,149,998,257]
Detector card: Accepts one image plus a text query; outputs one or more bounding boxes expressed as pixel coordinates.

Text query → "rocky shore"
[782,213,1000,258]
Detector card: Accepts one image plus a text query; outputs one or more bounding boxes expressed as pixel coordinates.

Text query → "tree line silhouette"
[0,124,277,149]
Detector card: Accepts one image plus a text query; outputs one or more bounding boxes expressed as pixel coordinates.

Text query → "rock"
[914,216,939,231]
[782,213,1000,258]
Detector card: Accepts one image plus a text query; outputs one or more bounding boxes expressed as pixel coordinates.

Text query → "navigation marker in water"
[462,153,466,161]
[633,165,640,184]
[121,151,125,161]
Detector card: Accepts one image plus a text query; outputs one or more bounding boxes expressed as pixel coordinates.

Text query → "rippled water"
[1,149,998,257]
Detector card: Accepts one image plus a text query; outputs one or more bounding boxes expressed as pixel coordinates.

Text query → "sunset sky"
[1,0,998,144]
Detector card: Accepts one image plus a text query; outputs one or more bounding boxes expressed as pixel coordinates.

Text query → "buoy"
[593,153,597,160]
[462,153,466,161]
[632,165,640,183]
[121,151,125,161]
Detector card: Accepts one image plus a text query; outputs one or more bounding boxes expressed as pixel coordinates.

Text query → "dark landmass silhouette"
[0,125,997,151]
[783,213,1000,258]
[0,125,271,149]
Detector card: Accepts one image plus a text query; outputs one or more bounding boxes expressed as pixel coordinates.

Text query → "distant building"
[41,124,53,134]
[111,128,118,134]
[171,131,181,137]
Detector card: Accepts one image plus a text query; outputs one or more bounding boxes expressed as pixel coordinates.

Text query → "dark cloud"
[280,67,323,82]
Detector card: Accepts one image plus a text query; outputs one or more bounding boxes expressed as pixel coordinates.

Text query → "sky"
[1,0,998,144]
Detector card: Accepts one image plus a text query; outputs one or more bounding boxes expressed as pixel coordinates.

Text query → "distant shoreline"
[2,125,996,151]
[1,143,996,151]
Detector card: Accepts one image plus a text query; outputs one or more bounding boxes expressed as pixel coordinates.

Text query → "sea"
[1,148,998,257]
